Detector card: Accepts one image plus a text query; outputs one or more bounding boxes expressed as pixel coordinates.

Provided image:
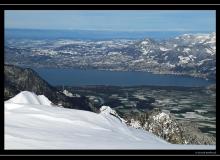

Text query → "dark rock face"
[4,64,92,111]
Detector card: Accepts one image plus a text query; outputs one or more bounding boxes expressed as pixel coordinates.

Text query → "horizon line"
[5,28,215,32]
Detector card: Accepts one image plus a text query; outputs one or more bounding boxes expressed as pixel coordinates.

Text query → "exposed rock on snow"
[63,89,74,97]
[125,108,216,145]
[144,109,183,144]
[100,106,127,124]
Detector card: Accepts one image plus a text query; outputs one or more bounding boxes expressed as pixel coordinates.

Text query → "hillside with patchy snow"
[5,32,216,80]
[4,91,215,149]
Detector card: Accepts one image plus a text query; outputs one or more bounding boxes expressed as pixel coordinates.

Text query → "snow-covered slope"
[4,91,215,149]
[6,91,52,106]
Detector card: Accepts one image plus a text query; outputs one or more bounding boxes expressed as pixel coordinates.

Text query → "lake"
[33,68,214,87]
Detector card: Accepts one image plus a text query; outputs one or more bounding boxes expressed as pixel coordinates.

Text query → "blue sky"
[5,10,215,32]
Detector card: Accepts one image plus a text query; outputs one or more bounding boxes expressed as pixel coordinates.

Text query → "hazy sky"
[5,10,216,31]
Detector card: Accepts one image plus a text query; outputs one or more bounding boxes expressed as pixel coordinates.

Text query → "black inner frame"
[0,4,218,156]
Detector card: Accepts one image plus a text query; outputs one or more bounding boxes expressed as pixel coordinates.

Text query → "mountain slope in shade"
[4,91,215,149]
[4,64,92,111]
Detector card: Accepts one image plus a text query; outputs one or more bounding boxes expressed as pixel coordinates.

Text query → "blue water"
[5,29,211,41]
[33,68,214,87]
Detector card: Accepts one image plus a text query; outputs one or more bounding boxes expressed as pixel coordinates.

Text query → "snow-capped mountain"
[134,32,216,79]
[5,91,215,149]
[5,32,216,80]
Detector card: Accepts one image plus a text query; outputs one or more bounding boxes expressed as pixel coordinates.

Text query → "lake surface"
[33,68,214,87]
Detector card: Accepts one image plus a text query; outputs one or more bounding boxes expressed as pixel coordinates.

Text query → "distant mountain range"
[5,32,216,80]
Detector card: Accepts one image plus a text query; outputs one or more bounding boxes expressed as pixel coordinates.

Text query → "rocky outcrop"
[124,108,215,145]
[179,121,216,145]
[100,106,127,124]
[4,64,92,111]
[143,109,183,144]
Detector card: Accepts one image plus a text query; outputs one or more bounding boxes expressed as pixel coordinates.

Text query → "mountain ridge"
[5,32,216,80]
[4,64,93,111]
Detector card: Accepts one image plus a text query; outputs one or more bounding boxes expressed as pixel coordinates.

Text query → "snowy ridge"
[6,91,52,106]
[5,91,215,149]
[100,106,127,124]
